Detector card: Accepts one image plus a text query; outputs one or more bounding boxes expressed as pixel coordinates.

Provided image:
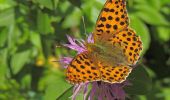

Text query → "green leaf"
[161,6,170,15]
[129,14,151,55]
[21,74,31,89]
[146,83,165,100]
[163,88,170,100]
[160,0,170,6]
[62,8,82,28]
[0,49,8,81]
[68,0,82,8]
[11,50,31,74]
[32,0,54,10]
[134,0,160,10]
[157,27,170,42]
[53,0,59,9]
[125,65,152,95]
[30,31,42,49]
[147,0,160,10]
[56,86,73,100]
[134,5,169,26]
[44,78,72,100]
[132,0,147,4]
[0,0,16,10]
[37,10,53,34]
[0,8,14,26]
[0,28,8,47]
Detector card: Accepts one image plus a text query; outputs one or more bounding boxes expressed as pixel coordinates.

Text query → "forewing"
[94,0,129,41]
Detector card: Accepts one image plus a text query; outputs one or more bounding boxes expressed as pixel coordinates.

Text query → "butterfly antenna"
[82,16,88,37]
[55,42,66,48]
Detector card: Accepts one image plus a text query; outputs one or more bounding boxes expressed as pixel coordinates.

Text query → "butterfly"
[66,0,142,84]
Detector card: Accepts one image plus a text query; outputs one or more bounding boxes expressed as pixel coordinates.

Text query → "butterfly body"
[86,42,129,67]
[66,0,143,84]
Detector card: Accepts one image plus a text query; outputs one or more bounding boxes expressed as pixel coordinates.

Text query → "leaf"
[157,26,170,42]
[11,50,31,74]
[62,8,82,28]
[161,6,170,15]
[56,86,73,100]
[147,0,161,10]
[68,0,82,8]
[129,14,151,55]
[37,10,53,34]
[160,0,170,6]
[44,77,72,100]
[134,5,169,26]
[53,0,59,9]
[125,65,152,95]
[32,0,54,10]
[163,88,170,100]
[146,83,165,100]
[21,74,31,89]
[0,49,8,81]
[0,29,8,47]
[30,31,42,49]
[0,0,16,10]
[133,0,147,4]
[0,8,14,26]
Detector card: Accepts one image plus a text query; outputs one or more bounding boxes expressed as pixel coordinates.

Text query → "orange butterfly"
[66,0,142,84]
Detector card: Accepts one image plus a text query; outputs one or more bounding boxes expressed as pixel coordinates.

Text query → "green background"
[0,0,170,100]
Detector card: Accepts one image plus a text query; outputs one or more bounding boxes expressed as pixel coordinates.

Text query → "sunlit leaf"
[134,5,169,26]
[37,10,53,34]
[147,0,160,10]
[160,0,170,6]
[0,49,7,81]
[163,88,170,100]
[30,31,42,49]
[44,77,72,100]
[0,8,14,26]
[62,8,82,28]
[11,50,31,74]
[56,86,73,100]
[32,0,53,10]
[21,74,31,89]
[157,26,170,42]
[0,0,16,10]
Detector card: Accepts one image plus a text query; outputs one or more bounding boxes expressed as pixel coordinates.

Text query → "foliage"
[0,0,170,100]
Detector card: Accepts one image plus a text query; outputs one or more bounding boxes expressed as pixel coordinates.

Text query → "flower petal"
[83,83,89,100]
[71,83,85,100]
[87,33,94,43]
[59,57,73,68]
[63,44,86,53]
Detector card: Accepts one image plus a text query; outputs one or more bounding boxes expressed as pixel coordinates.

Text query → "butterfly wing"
[66,51,132,84]
[66,0,142,84]
[92,0,142,65]
[98,62,132,83]
[93,0,129,41]
[108,28,143,65]
[66,52,101,84]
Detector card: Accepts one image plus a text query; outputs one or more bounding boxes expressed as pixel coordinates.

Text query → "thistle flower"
[59,34,130,100]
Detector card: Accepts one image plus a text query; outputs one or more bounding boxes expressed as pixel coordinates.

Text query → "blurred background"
[0,0,170,100]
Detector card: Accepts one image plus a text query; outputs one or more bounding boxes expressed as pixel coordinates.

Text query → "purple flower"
[59,34,130,100]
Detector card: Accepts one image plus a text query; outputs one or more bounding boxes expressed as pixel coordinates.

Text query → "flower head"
[59,34,130,100]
